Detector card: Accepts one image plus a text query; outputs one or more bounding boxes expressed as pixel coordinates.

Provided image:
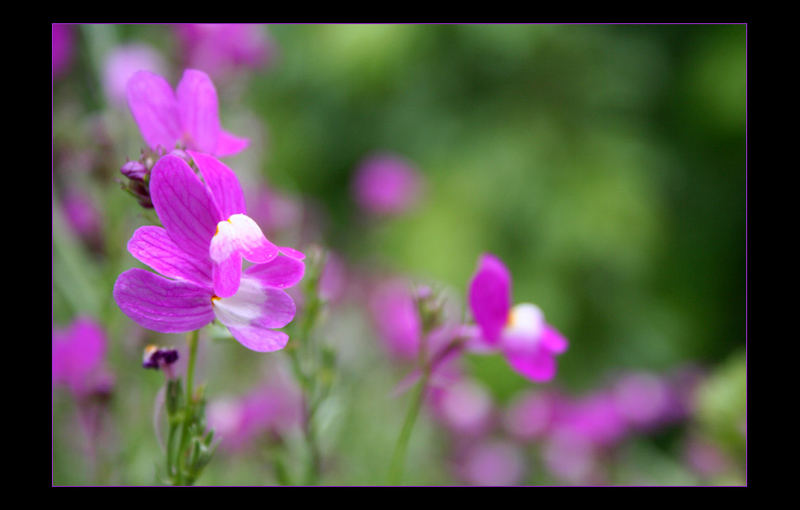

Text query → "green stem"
[388,367,431,485]
[175,330,200,485]
[185,330,199,405]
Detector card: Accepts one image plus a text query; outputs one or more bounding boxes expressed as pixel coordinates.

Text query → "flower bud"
[143,345,180,379]
[120,160,148,181]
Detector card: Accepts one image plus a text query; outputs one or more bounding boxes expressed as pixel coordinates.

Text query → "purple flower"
[369,279,422,360]
[429,378,494,437]
[456,440,526,486]
[504,389,566,442]
[683,436,731,479]
[542,429,602,484]
[126,69,248,157]
[467,254,568,382]
[611,372,673,430]
[52,24,73,79]
[558,391,628,447]
[103,44,166,106]
[53,317,114,398]
[61,189,102,247]
[208,373,302,452]
[176,24,276,79]
[113,153,305,352]
[352,153,423,216]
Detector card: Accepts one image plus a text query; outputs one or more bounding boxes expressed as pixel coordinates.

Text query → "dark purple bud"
[143,345,180,371]
[120,160,148,181]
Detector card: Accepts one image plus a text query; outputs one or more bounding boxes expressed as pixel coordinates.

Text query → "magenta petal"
[216,130,249,157]
[149,155,222,260]
[226,326,289,352]
[114,268,215,333]
[468,253,512,345]
[541,323,569,354]
[189,151,246,218]
[245,255,305,289]
[279,246,306,260]
[126,70,181,151]
[128,225,212,286]
[53,318,107,395]
[213,252,243,298]
[176,69,221,153]
[506,345,557,383]
[228,214,279,264]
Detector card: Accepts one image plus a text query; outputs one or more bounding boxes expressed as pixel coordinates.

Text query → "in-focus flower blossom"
[53,317,114,399]
[352,153,423,216]
[457,440,526,486]
[52,24,73,79]
[176,24,276,79]
[467,253,568,382]
[207,373,302,452]
[126,69,248,157]
[103,44,166,106]
[113,153,305,352]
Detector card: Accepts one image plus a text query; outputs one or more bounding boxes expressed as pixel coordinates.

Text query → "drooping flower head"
[53,317,114,399]
[467,253,568,382]
[103,44,166,106]
[113,153,305,352]
[352,153,423,216]
[126,69,248,157]
[176,24,276,79]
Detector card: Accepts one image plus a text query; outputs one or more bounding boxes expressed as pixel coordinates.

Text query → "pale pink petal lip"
[227,214,279,264]
[114,268,215,333]
[189,151,246,218]
[149,154,222,260]
[176,69,221,153]
[126,70,182,151]
[215,130,250,157]
[541,323,569,354]
[505,344,557,383]
[468,253,512,345]
[128,225,212,286]
[225,326,289,352]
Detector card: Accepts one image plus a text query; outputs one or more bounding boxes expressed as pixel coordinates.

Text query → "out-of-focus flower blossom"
[467,253,568,382]
[208,373,302,452]
[52,24,73,79]
[126,69,248,157]
[504,389,565,441]
[352,153,423,216]
[176,24,276,79]
[430,379,493,437]
[559,391,628,447]
[61,189,102,249]
[457,440,526,486]
[103,44,166,105]
[319,252,347,302]
[114,154,305,352]
[53,317,114,399]
[369,279,422,360]
[683,436,731,479]
[542,429,602,484]
[245,185,303,238]
[611,372,672,430]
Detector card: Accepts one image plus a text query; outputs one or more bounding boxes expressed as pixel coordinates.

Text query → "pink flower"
[467,254,568,382]
[352,153,423,216]
[368,279,422,360]
[208,373,302,452]
[176,24,276,78]
[429,378,494,437]
[457,440,526,486]
[61,189,102,248]
[611,372,673,430]
[558,391,628,447]
[103,44,166,106]
[52,24,73,79]
[53,318,114,398]
[126,69,248,157]
[504,389,566,442]
[113,153,305,352]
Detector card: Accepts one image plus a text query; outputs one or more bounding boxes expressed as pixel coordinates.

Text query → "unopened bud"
[120,160,148,181]
[143,345,180,379]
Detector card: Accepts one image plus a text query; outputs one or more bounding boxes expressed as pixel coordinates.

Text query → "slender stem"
[388,366,431,485]
[185,330,199,405]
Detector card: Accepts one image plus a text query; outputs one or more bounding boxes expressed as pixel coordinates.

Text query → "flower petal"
[279,246,306,260]
[216,130,250,157]
[213,251,242,298]
[225,326,289,352]
[149,154,222,260]
[505,345,557,383]
[127,225,212,286]
[468,253,512,345]
[176,69,221,153]
[126,70,181,151]
[189,151,246,218]
[541,323,569,354]
[212,276,296,330]
[245,255,305,289]
[114,268,215,333]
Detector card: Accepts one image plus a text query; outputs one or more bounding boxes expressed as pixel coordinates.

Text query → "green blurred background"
[53,24,746,485]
